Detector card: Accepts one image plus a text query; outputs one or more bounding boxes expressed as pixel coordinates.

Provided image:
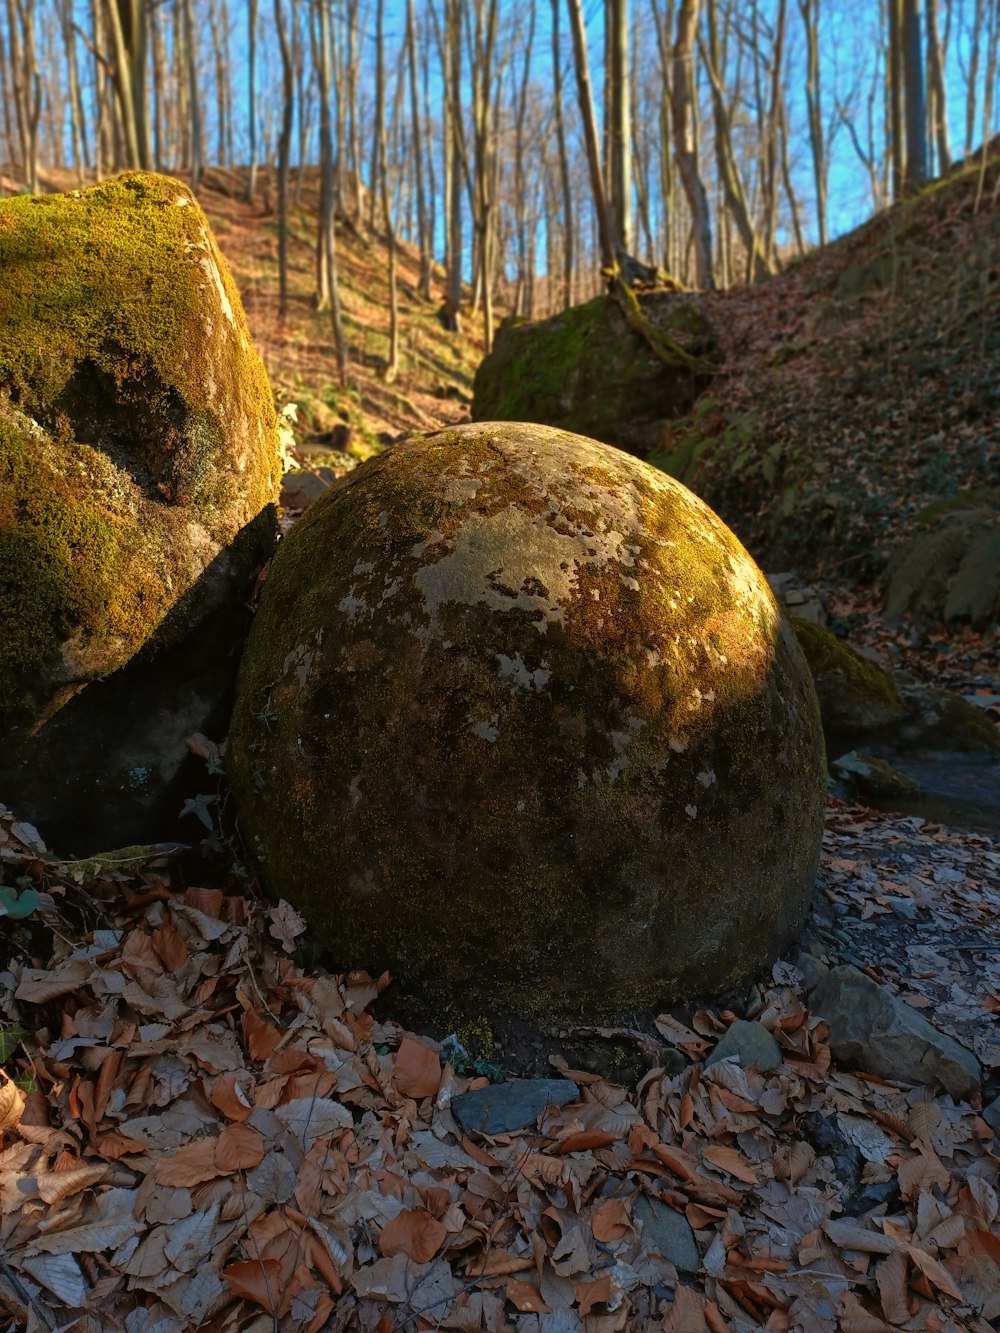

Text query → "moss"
[228,423,826,1023]
[471,295,715,457]
[914,490,1000,526]
[0,173,280,726]
[791,618,902,745]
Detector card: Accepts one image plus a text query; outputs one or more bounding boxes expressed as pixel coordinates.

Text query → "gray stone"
[634,1195,700,1274]
[452,1078,578,1136]
[281,466,337,511]
[810,966,981,1101]
[831,752,921,800]
[794,952,830,992]
[705,1019,782,1073]
[983,1096,1000,1135]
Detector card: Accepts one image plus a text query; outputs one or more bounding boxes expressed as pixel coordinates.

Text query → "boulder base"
[228,423,826,1020]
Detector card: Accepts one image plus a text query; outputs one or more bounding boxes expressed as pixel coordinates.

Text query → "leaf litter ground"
[1,796,998,1332]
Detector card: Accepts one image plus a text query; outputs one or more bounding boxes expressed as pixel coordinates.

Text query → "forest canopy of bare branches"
[2,0,998,330]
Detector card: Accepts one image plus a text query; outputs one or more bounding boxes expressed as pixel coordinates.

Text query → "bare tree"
[7,0,42,192]
[566,0,616,271]
[274,0,294,317]
[902,0,928,191]
[671,0,714,288]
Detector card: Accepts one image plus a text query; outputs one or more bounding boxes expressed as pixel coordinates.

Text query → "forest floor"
[0,164,997,1330]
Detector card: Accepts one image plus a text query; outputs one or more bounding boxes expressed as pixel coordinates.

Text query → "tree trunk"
[182,0,202,189]
[925,0,950,172]
[671,0,714,288]
[798,0,827,242]
[902,0,928,191]
[406,0,432,300]
[566,0,616,272]
[375,0,399,380]
[245,0,259,199]
[887,0,905,198]
[703,0,772,280]
[551,0,574,307]
[608,0,631,250]
[274,0,294,318]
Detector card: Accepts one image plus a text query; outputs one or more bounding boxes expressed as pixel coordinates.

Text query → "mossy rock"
[886,501,1000,630]
[0,173,279,850]
[471,293,716,458]
[831,751,921,801]
[0,172,280,726]
[228,422,826,1022]
[791,618,904,747]
[892,679,1000,754]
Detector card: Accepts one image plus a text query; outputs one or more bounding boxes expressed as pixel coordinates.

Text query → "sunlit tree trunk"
[406,0,432,299]
[551,0,574,307]
[925,0,950,173]
[275,0,294,317]
[671,0,713,288]
[566,0,616,271]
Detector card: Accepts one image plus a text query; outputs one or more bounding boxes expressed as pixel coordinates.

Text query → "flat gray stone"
[634,1195,700,1274]
[452,1078,578,1135]
[705,1020,782,1073]
[810,966,981,1101]
[983,1096,1000,1135]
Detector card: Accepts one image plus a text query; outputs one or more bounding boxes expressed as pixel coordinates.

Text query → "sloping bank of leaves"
[654,147,1000,583]
[0,800,998,1331]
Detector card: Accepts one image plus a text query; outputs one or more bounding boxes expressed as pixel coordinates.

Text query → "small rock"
[794,952,830,992]
[810,966,981,1101]
[281,466,337,510]
[705,1020,782,1073]
[634,1195,700,1274]
[831,751,921,800]
[452,1078,578,1135]
[983,1096,1000,1135]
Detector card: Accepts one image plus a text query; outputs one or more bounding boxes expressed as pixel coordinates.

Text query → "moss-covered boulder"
[0,173,280,851]
[471,293,716,458]
[228,422,825,1021]
[791,618,904,748]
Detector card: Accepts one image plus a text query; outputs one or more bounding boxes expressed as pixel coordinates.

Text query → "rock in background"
[0,173,280,854]
[471,293,716,458]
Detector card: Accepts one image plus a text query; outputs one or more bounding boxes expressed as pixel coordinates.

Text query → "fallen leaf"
[378,1207,447,1263]
[506,1277,550,1312]
[223,1258,291,1316]
[392,1037,441,1099]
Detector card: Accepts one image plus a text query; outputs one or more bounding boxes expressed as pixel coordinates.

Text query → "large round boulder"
[0,173,280,852]
[228,423,826,1019]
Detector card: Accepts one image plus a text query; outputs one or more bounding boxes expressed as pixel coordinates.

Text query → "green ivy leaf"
[0,885,40,920]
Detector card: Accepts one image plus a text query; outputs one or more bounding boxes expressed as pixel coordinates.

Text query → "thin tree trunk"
[275,0,294,317]
[798,0,827,241]
[608,0,631,250]
[406,0,432,299]
[671,0,714,288]
[925,0,950,171]
[245,0,259,198]
[61,0,88,179]
[183,0,202,188]
[551,0,574,307]
[375,0,399,379]
[888,0,905,198]
[902,0,928,190]
[566,0,616,271]
[702,0,772,280]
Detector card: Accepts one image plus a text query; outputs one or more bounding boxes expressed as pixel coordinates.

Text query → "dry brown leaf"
[151,920,188,972]
[392,1036,441,1099]
[215,1123,265,1172]
[662,1284,709,1331]
[209,1071,255,1122]
[506,1278,550,1313]
[552,1129,618,1154]
[903,1242,964,1302]
[591,1197,632,1243]
[575,1273,615,1317]
[378,1207,447,1263]
[222,1257,291,1316]
[35,1163,108,1205]
[702,1144,757,1184]
[154,1137,222,1187]
[0,1070,25,1133]
[876,1248,910,1324]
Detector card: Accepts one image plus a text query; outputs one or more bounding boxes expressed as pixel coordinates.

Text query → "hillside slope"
[657,143,1000,584]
